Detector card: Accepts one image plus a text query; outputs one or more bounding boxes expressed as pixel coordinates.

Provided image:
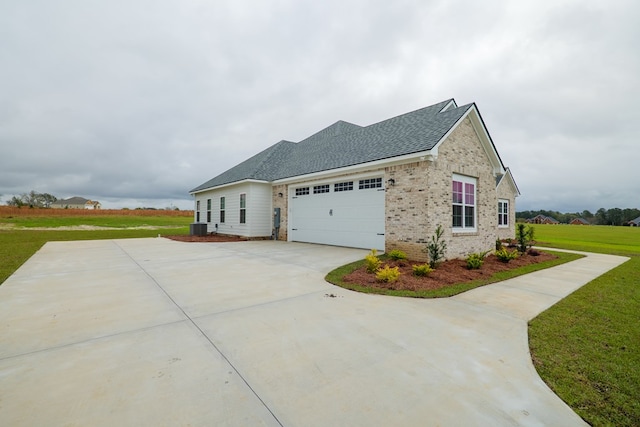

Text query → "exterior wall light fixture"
[387,178,395,186]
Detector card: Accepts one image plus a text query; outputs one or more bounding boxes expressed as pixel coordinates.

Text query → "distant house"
[570,218,590,225]
[527,215,559,225]
[51,197,101,210]
[628,217,640,227]
[190,98,520,260]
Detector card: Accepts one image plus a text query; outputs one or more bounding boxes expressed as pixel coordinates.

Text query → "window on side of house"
[196,200,201,222]
[206,199,212,223]
[498,199,509,227]
[220,196,225,223]
[239,193,246,224]
[452,174,477,231]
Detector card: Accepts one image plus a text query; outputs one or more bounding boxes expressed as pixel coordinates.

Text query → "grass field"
[532,223,640,256]
[0,209,192,285]
[529,224,639,426]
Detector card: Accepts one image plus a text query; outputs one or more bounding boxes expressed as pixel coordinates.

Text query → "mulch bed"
[343,251,557,292]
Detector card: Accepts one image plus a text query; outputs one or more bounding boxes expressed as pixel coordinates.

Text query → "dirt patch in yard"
[344,251,557,292]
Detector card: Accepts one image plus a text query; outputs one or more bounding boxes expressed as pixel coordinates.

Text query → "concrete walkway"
[0,239,628,426]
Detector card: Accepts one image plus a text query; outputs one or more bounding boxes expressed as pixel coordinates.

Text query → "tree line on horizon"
[1,191,182,211]
[516,208,640,226]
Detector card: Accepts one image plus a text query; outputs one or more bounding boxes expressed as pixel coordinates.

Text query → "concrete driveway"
[0,239,628,426]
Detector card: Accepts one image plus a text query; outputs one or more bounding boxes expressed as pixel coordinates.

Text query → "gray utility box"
[190,223,208,236]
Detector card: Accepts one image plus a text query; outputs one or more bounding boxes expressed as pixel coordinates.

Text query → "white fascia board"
[272,150,436,185]
[189,179,270,195]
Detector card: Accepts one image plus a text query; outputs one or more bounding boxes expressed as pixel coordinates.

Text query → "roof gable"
[191,99,506,193]
[496,168,521,196]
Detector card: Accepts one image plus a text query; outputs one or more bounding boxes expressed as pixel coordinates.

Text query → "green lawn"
[529,224,640,426]
[532,223,640,256]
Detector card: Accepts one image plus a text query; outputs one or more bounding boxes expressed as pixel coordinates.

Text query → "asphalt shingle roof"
[191,99,473,193]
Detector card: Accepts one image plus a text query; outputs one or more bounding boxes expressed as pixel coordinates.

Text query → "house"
[51,197,101,210]
[527,215,559,225]
[628,217,640,227]
[190,99,520,260]
[570,218,590,225]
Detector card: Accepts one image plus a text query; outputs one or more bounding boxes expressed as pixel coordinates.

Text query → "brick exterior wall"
[272,184,288,240]
[385,116,515,261]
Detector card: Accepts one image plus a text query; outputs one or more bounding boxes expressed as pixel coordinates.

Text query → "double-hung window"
[219,197,225,223]
[196,200,201,222]
[498,200,509,227]
[206,199,212,223]
[452,174,477,231]
[239,194,246,224]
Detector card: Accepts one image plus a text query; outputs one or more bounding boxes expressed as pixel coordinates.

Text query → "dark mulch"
[343,251,556,292]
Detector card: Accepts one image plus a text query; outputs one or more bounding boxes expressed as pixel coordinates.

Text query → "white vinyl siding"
[193,182,272,237]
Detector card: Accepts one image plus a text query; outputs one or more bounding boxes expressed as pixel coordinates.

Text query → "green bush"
[388,249,408,260]
[376,265,401,283]
[516,223,535,253]
[365,249,382,273]
[496,247,519,263]
[424,224,447,268]
[466,251,488,270]
[412,263,433,277]
[496,239,503,251]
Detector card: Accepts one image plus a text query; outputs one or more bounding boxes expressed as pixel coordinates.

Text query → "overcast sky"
[1,0,638,212]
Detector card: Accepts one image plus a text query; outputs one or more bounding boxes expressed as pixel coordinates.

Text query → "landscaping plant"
[375,265,401,283]
[466,251,489,270]
[412,263,433,277]
[388,249,408,261]
[516,223,535,253]
[495,247,519,263]
[424,224,447,268]
[365,249,382,273]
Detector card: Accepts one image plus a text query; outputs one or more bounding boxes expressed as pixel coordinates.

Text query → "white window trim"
[452,173,477,233]
[498,199,509,228]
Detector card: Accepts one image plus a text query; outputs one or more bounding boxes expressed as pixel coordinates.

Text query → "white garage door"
[289,177,385,250]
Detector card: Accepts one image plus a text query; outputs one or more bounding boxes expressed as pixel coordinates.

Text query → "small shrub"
[412,263,433,277]
[388,249,408,261]
[466,251,489,270]
[424,224,447,268]
[365,249,382,273]
[516,223,536,253]
[495,247,519,263]
[376,265,401,283]
[495,239,503,251]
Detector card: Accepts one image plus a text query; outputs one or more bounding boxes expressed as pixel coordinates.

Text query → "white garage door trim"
[288,176,385,250]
